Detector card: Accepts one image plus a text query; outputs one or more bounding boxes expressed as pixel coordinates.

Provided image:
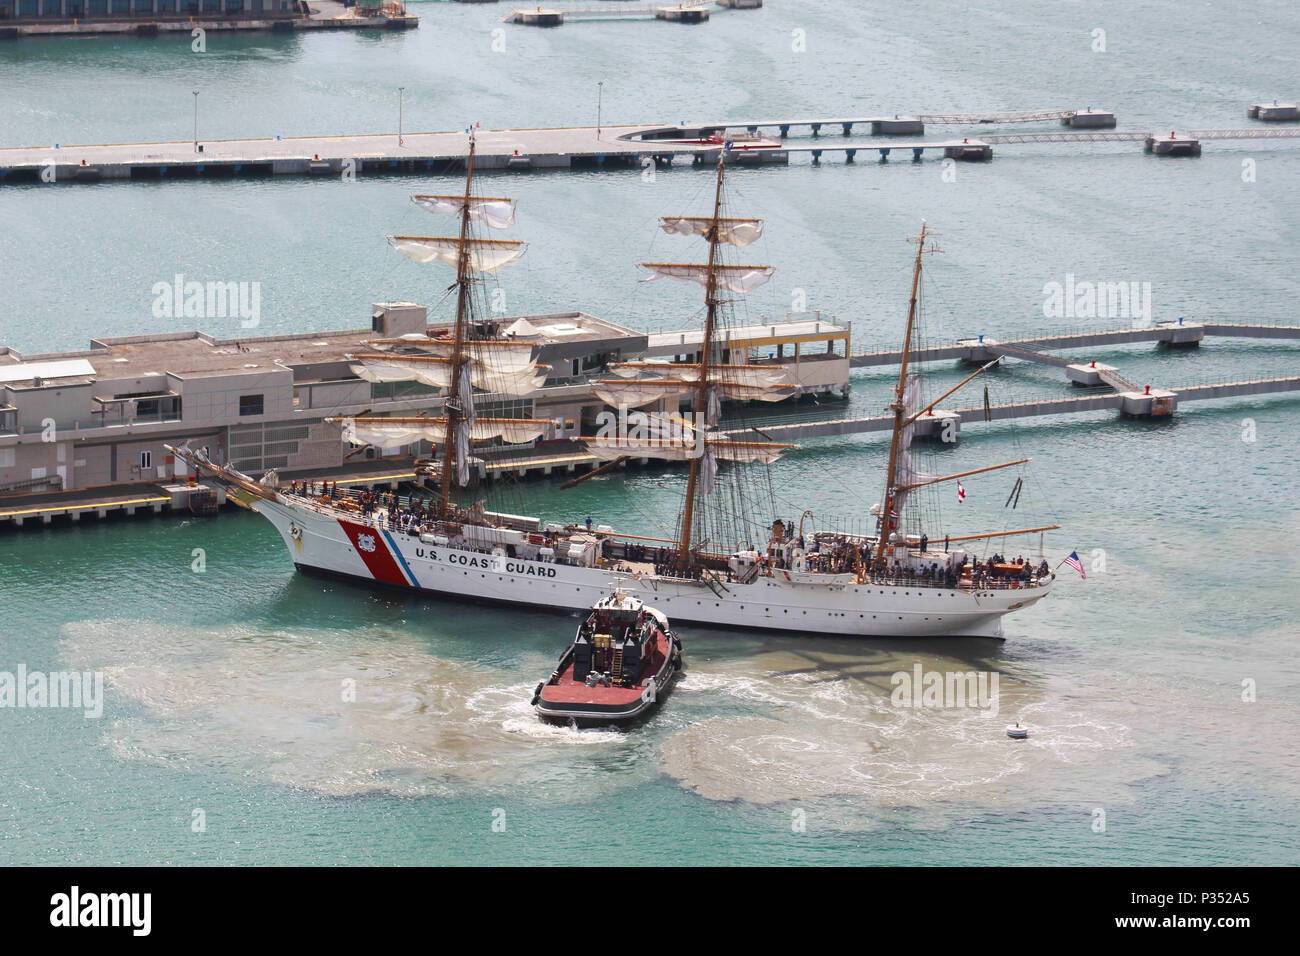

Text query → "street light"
[597,81,604,140]
[192,91,199,154]
[399,87,405,148]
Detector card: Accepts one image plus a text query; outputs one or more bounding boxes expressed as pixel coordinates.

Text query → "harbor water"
[2,0,1298,865]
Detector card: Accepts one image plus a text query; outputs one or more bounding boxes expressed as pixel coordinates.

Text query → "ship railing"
[858,569,1051,591]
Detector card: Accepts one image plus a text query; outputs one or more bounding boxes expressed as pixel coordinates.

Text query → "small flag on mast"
[1064,551,1086,579]
[956,481,966,503]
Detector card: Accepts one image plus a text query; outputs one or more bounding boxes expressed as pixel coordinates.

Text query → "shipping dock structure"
[0,305,850,525]
[0,0,417,39]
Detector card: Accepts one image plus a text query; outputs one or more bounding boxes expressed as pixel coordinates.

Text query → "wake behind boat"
[532,589,682,724]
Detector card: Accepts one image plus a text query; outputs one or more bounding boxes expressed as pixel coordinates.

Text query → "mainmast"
[438,135,478,517]
[675,159,726,569]
[580,157,795,563]
[874,222,932,566]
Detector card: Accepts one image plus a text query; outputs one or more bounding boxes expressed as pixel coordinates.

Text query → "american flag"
[1064,551,1086,579]
[956,481,966,503]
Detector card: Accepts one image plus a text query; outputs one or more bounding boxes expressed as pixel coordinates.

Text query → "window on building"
[140,450,152,471]
[239,394,264,417]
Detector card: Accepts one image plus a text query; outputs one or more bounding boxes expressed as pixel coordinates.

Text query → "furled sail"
[584,436,794,464]
[329,416,550,447]
[592,377,797,409]
[592,379,693,409]
[411,195,517,229]
[608,361,792,387]
[349,355,453,389]
[368,340,536,371]
[639,262,774,294]
[719,381,799,402]
[659,217,764,247]
[348,353,548,397]
[891,375,939,511]
[390,236,527,274]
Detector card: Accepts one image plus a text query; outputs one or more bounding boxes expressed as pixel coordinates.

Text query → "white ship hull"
[253,498,1050,639]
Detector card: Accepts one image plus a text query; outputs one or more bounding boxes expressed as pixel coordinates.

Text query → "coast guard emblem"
[357,534,377,553]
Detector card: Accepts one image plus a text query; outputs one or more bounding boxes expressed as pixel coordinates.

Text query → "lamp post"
[597,81,604,140]
[398,87,405,148]
[192,91,199,154]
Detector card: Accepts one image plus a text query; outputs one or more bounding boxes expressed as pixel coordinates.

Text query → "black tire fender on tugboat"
[530,681,544,707]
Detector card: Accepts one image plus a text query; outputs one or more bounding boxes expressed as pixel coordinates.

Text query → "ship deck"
[541,632,671,706]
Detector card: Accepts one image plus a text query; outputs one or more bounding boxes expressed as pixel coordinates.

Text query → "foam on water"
[658,644,1296,828]
[60,619,631,798]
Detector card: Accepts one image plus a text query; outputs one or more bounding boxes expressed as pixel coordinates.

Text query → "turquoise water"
[2,1,1299,865]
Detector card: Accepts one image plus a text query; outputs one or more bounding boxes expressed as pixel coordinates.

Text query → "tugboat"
[533,588,682,725]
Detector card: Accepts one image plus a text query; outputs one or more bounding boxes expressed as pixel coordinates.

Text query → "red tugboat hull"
[534,600,682,724]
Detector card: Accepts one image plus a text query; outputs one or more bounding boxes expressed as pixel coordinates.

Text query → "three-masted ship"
[169,138,1057,638]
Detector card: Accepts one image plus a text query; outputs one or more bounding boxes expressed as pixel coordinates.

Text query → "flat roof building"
[0,302,850,499]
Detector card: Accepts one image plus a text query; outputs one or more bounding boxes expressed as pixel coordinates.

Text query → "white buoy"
[1006,722,1029,739]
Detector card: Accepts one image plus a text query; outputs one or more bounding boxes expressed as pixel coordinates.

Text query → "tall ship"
[170,135,1057,638]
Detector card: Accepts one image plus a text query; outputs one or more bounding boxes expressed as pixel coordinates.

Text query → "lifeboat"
[533,588,682,725]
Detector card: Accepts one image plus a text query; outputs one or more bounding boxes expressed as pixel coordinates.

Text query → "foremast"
[328,132,553,519]
[438,133,478,516]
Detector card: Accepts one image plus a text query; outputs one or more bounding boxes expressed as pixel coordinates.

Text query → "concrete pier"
[12,118,1300,189]
[725,376,1300,446]
[505,2,710,24]
[850,321,1299,369]
[510,9,565,26]
[1062,109,1117,128]
[656,5,709,22]
[732,110,1111,139]
[1248,102,1299,121]
[1066,361,1117,387]
[0,5,417,40]
[944,142,993,161]
[0,481,225,528]
[1145,132,1202,156]
[0,123,789,185]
